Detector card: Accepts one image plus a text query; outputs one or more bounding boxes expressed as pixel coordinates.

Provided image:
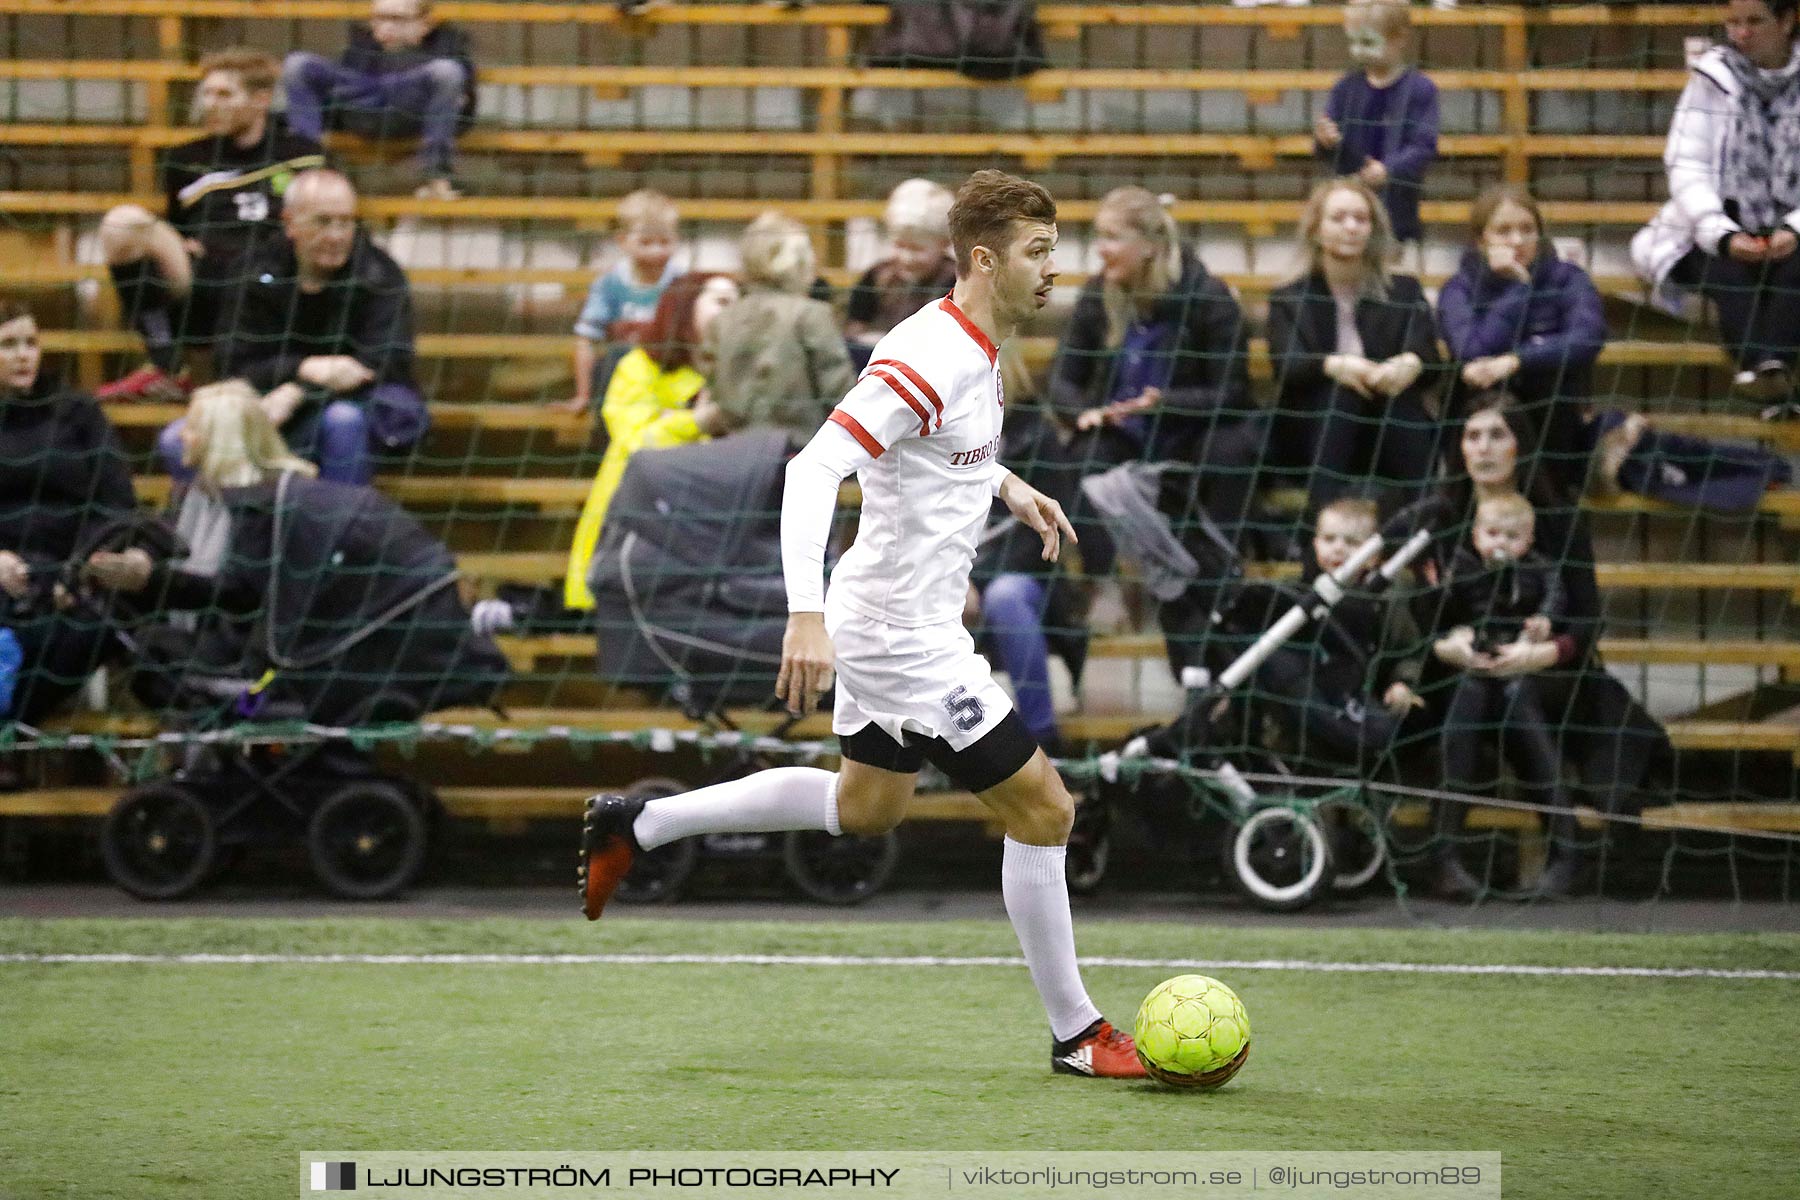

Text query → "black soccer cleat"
[579,793,646,921]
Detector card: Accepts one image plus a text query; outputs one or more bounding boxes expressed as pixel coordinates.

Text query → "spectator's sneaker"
[1734,359,1793,401]
[1051,1018,1149,1078]
[96,364,190,403]
[579,793,645,920]
[414,177,463,201]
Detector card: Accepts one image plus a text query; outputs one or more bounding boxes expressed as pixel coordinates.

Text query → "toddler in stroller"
[1076,509,1432,910]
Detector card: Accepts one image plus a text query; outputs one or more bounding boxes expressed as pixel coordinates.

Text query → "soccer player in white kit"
[581,170,1147,1078]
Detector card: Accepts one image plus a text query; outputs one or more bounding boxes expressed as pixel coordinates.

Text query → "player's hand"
[1383,681,1424,715]
[998,472,1077,563]
[776,611,835,717]
[1521,614,1552,644]
[0,550,29,599]
[1769,229,1799,260]
[1358,159,1389,188]
[547,395,590,415]
[1434,626,1492,671]
[1314,114,1341,149]
[1727,232,1770,264]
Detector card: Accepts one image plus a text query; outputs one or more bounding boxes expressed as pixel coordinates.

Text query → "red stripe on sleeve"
[869,368,931,436]
[829,409,885,458]
[869,359,944,429]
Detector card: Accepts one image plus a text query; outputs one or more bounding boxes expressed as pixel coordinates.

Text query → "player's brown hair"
[1317,496,1379,534]
[1475,491,1536,528]
[197,47,281,95]
[948,169,1056,276]
[0,297,33,328]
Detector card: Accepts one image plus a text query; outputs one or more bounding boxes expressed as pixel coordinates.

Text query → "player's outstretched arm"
[776,612,835,717]
[997,471,1078,563]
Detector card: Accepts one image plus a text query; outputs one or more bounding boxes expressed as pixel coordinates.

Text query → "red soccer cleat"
[578,793,644,921]
[1051,1018,1149,1079]
[96,364,191,403]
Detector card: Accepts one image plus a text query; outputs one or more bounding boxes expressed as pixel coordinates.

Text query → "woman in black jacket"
[1268,177,1447,518]
[1042,186,1263,567]
[0,298,138,725]
[1387,390,1668,899]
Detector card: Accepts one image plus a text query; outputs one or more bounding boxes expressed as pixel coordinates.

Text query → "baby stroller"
[1076,527,1432,911]
[584,432,899,904]
[80,474,510,901]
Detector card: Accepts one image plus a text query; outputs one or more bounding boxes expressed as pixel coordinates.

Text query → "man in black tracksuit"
[96,48,325,402]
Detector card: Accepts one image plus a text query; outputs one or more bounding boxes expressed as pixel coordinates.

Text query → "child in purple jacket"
[1314,1,1439,259]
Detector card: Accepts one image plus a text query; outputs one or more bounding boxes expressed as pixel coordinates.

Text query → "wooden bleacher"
[2,0,1794,847]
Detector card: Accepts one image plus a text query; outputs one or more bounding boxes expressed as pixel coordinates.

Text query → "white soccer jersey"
[824,296,1008,628]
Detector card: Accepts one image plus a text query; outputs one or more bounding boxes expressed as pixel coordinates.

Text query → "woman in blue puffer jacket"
[1437,184,1607,491]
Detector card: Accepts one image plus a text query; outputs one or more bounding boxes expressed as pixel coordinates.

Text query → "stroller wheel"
[102,782,217,900]
[1318,798,1387,894]
[1066,793,1112,896]
[783,829,899,905]
[616,777,698,904]
[1225,804,1333,912]
[307,779,428,900]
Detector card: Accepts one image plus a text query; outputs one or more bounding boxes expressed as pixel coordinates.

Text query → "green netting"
[0,1,1796,907]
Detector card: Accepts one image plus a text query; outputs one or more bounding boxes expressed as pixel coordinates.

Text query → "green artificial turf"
[2,918,1795,1200]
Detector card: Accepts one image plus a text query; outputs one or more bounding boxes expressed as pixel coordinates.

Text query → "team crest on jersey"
[995,364,1006,408]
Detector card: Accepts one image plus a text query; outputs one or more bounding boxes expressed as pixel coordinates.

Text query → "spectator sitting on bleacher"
[1632,0,1800,413]
[95,48,325,404]
[704,211,856,446]
[1267,177,1446,518]
[0,298,137,730]
[83,379,317,709]
[554,189,685,416]
[843,179,959,370]
[1041,186,1261,573]
[563,272,742,611]
[1429,490,1578,902]
[1389,391,1667,900]
[158,169,425,487]
[85,377,507,725]
[1438,184,1606,491]
[1313,0,1439,262]
[281,0,476,200]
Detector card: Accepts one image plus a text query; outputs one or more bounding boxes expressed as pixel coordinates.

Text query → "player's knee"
[999,758,1073,844]
[834,785,906,837]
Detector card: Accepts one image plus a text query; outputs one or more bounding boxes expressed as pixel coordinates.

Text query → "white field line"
[0,951,1795,980]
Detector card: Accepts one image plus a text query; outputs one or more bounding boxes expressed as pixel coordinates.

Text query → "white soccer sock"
[1001,836,1103,1043]
[631,767,840,851]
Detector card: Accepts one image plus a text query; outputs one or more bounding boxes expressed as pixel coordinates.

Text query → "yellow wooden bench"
[0,190,1669,231]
